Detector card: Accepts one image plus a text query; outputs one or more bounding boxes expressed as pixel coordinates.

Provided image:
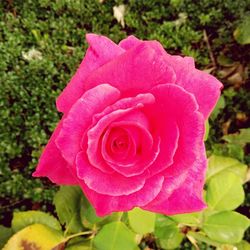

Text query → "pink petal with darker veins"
[76,151,146,196]
[56,34,124,113]
[55,84,120,167]
[142,144,207,214]
[140,84,206,214]
[32,118,77,185]
[141,84,204,177]
[78,173,164,216]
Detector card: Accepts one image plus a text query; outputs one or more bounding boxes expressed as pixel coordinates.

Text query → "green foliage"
[203,211,250,244]
[128,207,155,234]
[155,215,184,249]
[93,221,138,250]
[11,211,61,232]
[0,226,13,249]
[0,0,249,214]
[1,162,249,249]
[3,223,64,250]
[54,186,85,234]
[0,0,249,249]
[206,171,245,210]
[206,155,247,182]
[234,15,250,45]
[222,128,250,146]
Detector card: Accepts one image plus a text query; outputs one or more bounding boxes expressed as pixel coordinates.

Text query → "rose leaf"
[203,211,250,244]
[128,207,156,234]
[206,171,245,211]
[11,211,61,233]
[93,221,138,250]
[206,155,247,183]
[155,215,184,249]
[53,186,84,234]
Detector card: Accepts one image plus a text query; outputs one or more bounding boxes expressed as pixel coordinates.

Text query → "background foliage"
[0,0,249,249]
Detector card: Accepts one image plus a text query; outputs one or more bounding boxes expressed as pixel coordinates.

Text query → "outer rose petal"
[119,36,222,119]
[84,43,176,97]
[56,34,124,113]
[118,35,141,50]
[55,84,120,166]
[78,173,164,216]
[142,144,207,214]
[143,84,203,176]
[32,118,77,185]
[165,55,223,119]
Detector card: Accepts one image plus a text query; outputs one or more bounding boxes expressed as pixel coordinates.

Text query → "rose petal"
[32,118,77,185]
[78,173,164,216]
[56,34,124,113]
[102,121,160,177]
[55,84,120,167]
[86,93,155,174]
[119,36,222,119]
[118,35,141,50]
[76,151,146,196]
[84,43,176,96]
[166,55,223,119]
[142,144,207,214]
[101,110,151,165]
[142,84,202,176]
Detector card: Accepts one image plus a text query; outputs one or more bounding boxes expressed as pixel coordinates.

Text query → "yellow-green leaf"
[206,171,244,211]
[206,155,247,183]
[12,211,61,232]
[93,221,138,250]
[203,211,250,244]
[3,223,64,250]
[128,207,155,234]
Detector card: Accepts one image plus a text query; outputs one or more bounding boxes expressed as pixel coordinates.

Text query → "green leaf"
[128,207,155,234]
[93,221,138,250]
[222,129,250,146]
[11,211,61,233]
[234,16,250,45]
[80,195,106,226]
[203,211,250,244]
[3,224,64,250]
[54,186,84,234]
[80,195,121,229]
[236,240,250,250]
[206,155,247,183]
[210,96,225,120]
[0,226,13,249]
[155,215,184,249]
[170,212,201,226]
[204,120,209,141]
[206,171,245,211]
[225,143,245,161]
[66,238,93,250]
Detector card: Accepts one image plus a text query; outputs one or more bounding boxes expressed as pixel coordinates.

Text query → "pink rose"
[33,34,222,216]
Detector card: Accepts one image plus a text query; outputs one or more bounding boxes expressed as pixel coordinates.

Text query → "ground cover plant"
[0,0,249,249]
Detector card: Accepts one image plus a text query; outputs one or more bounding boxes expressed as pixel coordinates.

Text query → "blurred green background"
[0,0,249,249]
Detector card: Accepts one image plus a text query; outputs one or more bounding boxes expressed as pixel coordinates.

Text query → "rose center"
[112,136,128,151]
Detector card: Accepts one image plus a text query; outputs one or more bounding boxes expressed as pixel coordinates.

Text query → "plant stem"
[64,230,93,242]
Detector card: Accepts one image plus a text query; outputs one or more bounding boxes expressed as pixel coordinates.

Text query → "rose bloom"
[33,34,222,216]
